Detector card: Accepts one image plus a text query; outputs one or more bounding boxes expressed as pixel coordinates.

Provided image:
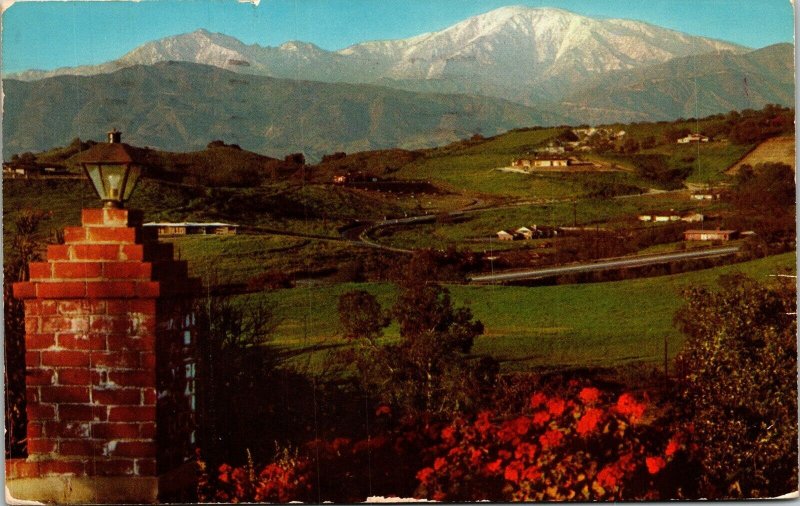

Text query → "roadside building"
[680,212,705,223]
[683,229,739,241]
[515,227,534,240]
[690,191,721,200]
[143,222,239,237]
[638,212,681,222]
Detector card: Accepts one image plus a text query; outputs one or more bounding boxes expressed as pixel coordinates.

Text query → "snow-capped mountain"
[8,5,747,104]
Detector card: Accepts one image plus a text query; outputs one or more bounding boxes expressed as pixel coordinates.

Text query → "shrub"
[675,274,797,498]
[414,386,684,501]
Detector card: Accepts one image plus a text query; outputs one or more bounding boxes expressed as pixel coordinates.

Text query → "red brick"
[6,459,41,479]
[134,458,157,476]
[26,386,39,403]
[112,441,156,458]
[140,353,156,370]
[12,281,36,299]
[91,422,140,439]
[29,262,52,280]
[105,300,130,315]
[104,262,152,279]
[27,368,55,386]
[102,208,131,226]
[60,439,98,456]
[42,350,89,367]
[47,244,71,260]
[108,405,155,422]
[60,404,106,421]
[135,281,160,298]
[39,460,86,476]
[27,438,56,453]
[42,315,88,334]
[86,281,136,298]
[26,351,41,367]
[40,386,91,403]
[120,244,145,261]
[56,368,97,385]
[81,208,105,225]
[44,421,90,438]
[27,333,56,350]
[107,334,154,351]
[109,371,153,388]
[56,300,104,315]
[64,227,87,243]
[57,333,96,350]
[91,351,140,369]
[92,459,135,476]
[72,244,120,261]
[27,422,44,438]
[87,227,136,243]
[27,403,56,420]
[139,422,156,439]
[25,316,40,334]
[129,299,156,314]
[92,388,141,406]
[53,262,103,279]
[41,300,58,315]
[141,387,157,405]
[37,282,86,299]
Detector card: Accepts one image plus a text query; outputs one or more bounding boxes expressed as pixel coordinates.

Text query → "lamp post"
[79,129,143,208]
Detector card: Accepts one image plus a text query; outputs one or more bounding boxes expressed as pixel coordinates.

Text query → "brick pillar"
[7,208,201,504]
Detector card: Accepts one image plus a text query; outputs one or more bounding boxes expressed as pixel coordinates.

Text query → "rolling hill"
[2,61,568,160]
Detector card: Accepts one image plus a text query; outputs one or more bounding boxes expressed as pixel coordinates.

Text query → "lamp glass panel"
[122,165,141,200]
[85,164,106,199]
[100,164,127,201]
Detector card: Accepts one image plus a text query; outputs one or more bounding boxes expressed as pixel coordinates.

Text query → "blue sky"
[2,0,795,74]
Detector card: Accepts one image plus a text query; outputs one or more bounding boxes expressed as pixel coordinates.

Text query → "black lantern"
[79,129,143,208]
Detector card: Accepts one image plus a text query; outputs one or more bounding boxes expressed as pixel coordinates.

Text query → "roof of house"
[75,143,145,164]
[684,229,736,234]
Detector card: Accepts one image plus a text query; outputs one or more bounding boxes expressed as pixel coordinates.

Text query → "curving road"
[469,246,739,283]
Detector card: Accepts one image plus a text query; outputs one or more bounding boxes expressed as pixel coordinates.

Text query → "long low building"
[143,222,239,236]
[684,229,738,241]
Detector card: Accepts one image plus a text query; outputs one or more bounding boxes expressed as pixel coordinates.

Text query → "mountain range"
[4,6,794,158]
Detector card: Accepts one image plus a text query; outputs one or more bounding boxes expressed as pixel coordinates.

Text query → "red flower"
[469,448,483,465]
[578,387,601,405]
[596,464,622,489]
[615,393,646,422]
[433,457,447,471]
[484,459,503,475]
[441,426,456,443]
[646,456,666,475]
[532,410,550,426]
[576,408,604,436]
[433,491,447,501]
[530,392,547,408]
[547,398,566,417]
[375,405,391,416]
[504,460,525,483]
[512,416,531,435]
[416,467,435,484]
[522,465,542,482]
[474,411,492,436]
[514,442,537,461]
[539,429,563,449]
[665,435,681,457]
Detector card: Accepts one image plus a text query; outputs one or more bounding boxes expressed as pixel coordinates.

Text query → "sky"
[1,0,796,74]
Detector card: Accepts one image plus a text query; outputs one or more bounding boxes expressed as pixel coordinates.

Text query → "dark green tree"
[675,273,797,498]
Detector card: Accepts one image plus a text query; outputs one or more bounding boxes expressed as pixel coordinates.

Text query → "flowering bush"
[414,386,684,501]
[197,447,313,503]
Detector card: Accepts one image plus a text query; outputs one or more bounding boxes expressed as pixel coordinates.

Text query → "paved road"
[469,246,740,283]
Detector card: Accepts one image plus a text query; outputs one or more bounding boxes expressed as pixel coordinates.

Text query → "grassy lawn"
[246,252,796,373]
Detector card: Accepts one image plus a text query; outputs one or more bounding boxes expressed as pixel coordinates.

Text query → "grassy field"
[245,252,796,373]
[727,136,795,174]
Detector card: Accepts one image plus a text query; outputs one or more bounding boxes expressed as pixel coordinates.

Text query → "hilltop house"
[677,133,710,144]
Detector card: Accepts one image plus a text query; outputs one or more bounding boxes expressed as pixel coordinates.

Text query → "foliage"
[4,210,51,458]
[675,274,798,498]
[631,154,690,189]
[414,385,686,501]
[338,290,391,341]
